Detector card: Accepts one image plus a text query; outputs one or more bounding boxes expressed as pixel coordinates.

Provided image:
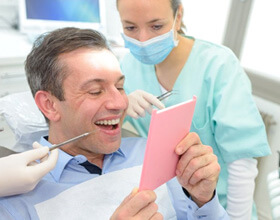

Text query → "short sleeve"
[211,49,271,162]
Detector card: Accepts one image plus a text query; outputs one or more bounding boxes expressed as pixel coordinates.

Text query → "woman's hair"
[25,27,110,101]
[170,0,186,34]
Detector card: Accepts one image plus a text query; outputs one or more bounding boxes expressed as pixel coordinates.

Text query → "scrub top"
[120,36,271,209]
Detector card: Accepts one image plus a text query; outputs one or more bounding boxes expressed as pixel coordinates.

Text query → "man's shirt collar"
[40,136,126,182]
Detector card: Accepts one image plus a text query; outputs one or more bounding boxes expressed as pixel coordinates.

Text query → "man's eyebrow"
[80,75,125,90]
[118,75,125,82]
[80,78,105,90]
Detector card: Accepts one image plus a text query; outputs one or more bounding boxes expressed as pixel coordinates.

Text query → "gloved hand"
[0,142,58,197]
[127,90,165,119]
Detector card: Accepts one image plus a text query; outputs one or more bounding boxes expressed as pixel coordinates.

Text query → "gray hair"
[25,27,110,101]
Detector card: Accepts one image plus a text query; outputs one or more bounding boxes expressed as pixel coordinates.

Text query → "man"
[0,27,229,219]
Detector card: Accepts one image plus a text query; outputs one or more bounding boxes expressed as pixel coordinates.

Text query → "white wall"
[0,0,17,29]
[182,0,231,44]
[104,0,122,43]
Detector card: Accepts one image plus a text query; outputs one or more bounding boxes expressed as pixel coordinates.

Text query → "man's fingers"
[176,144,212,177]
[123,190,157,217]
[135,202,160,219]
[188,158,220,186]
[178,152,218,186]
[151,212,164,220]
[175,132,202,155]
[119,187,139,206]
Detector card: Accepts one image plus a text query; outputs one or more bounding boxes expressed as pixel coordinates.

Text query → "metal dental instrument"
[49,131,95,151]
[157,90,173,101]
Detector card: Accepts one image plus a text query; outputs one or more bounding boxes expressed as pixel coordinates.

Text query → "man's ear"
[35,91,61,122]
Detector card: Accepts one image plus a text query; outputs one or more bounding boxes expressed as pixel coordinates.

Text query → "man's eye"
[89,91,102,96]
[117,87,124,91]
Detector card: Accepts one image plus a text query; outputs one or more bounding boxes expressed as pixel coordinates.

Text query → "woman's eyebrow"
[123,18,163,25]
[147,18,162,24]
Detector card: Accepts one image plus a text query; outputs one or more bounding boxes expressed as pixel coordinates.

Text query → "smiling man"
[0,28,229,220]
[35,47,127,168]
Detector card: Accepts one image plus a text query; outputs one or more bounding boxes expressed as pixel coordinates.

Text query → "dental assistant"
[117,0,271,219]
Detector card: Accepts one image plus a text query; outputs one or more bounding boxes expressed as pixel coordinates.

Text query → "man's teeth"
[95,118,120,125]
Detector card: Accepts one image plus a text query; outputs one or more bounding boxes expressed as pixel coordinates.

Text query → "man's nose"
[106,89,128,111]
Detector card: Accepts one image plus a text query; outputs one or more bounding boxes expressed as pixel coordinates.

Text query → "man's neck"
[62,146,105,169]
[48,127,104,168]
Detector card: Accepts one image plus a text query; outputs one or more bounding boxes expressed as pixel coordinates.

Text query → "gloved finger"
[32,141,42,149]
[146,104,154,115]
[136,95,154,111]
[28,149,59,179]
[22,147,50,165]
[142,93,165,109]
[126,108,140,119]
[131,103,146,118]
[32,141,50,162]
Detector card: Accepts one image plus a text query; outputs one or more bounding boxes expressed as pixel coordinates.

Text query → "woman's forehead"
[118,0,173,14]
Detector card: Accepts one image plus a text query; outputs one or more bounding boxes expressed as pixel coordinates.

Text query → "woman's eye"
[152,24,163,30]
[117,87,124,91]
[125,26,136,31]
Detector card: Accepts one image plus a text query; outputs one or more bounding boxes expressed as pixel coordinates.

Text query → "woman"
[117,0,271,219]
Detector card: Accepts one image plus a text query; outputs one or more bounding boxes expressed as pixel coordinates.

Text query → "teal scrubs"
[121,36,271,217]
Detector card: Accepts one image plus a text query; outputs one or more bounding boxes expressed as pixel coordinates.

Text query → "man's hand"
[0,142,58,197]
[127,90,165,118]
[111,188,163,220]
[175,132,220,207]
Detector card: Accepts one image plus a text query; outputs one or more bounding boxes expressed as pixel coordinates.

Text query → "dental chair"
[0,91,138,157]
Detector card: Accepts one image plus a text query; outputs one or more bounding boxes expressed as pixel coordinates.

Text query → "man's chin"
[100,139,121,154]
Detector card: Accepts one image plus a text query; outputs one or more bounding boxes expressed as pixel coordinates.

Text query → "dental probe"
[49,130,95,151]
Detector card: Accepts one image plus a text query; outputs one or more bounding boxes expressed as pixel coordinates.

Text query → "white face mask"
[121,11,179,65]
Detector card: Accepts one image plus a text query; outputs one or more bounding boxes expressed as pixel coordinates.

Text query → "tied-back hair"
[170,0,186,35]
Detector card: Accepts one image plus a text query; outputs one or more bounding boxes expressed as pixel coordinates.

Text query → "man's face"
[54,48,128,155]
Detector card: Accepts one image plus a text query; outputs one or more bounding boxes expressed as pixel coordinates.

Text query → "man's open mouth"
[95,118,120,130]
